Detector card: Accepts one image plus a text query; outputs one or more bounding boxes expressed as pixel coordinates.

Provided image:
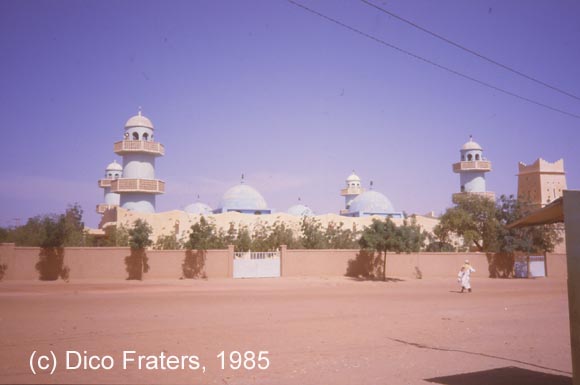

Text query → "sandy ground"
[0,276,572,385]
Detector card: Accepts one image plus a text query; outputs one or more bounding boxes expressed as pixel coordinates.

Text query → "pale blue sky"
[0,0,578,227]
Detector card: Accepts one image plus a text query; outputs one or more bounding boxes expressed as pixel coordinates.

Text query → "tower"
[111,109,165,213]
[517,158,566,210]
[452,136,494,202]
[96,160,122,214]
[340,171,364,214]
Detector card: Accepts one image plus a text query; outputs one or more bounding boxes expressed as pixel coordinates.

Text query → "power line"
[361,0,580,102]
[286,0,580,120]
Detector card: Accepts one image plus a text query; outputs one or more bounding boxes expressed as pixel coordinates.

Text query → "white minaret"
[111,109,165,213]
[340,171,364,214]
[452,136,494,202]
[96,160,122,214]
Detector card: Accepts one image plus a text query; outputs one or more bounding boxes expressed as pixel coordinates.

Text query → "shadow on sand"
[346,276,405,283]
[425,366,571,385]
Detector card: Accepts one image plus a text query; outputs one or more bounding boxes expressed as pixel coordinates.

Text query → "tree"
[436,194,562,254]
[235,226,252,252]
[186,216,225,250]
[300,217,327,249]
[125,219,152,280]
[154,234,183,250]
[435,195,499,252]
[326,222,358,249]
[358,218,399,280]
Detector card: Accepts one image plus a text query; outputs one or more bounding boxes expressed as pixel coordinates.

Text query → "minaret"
[452,136,494,202]
[111,109,165,213]
[96,160,122,214]
[340,171,364,214]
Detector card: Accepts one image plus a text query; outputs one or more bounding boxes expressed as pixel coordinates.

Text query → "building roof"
[184,202,213,215]
[106,160,123,171]
[461,136,482,151]
[349,190,395,214]
[219,184,268,211]
[346,172,361,182]
[507,197,564,228]
[125,110,154,130]
[287,204,314,216]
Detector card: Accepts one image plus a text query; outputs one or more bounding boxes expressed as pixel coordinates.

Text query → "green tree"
[435,195,499,252]
[235,226,252,252]
[326,221,358,249]
[186,216,225,250]
[125,219,152,280]
[358,218,399,280]
[300,217,327,249]
[267,221,299,250]
[154,234,183,250]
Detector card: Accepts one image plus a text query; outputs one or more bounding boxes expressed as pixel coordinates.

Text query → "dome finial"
[241,173,245,184]
[469,134,473,141]
[138,106,142,116]
[370,180,374,190]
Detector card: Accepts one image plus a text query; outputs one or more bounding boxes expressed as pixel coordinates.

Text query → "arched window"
[461,185,465,192]
[475,154,480,160]
[467,154,473,161]
[143,133,149,141]
[132,132,139,140]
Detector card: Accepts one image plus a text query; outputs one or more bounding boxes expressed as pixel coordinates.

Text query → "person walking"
[458,259,476,293]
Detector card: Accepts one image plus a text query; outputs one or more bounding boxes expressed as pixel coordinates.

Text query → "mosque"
[96,110,563,245]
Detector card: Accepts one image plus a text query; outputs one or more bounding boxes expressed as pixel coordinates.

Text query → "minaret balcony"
[111,178,165,194]
[452,160,492,173]
[98,179,113,188]
[114,140,165,156]
[96,204,118,214]
[340,187,364,196]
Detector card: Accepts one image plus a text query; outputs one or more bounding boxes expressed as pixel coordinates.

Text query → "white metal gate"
[514,255,546,278]
[233,251,281,279]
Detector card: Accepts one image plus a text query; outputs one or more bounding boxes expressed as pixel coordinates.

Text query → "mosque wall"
[0,243,568,281]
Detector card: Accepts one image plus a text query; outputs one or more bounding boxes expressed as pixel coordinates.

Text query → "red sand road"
[0,276,572,385]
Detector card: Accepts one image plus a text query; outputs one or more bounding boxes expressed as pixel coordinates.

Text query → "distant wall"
[0,243,567,281]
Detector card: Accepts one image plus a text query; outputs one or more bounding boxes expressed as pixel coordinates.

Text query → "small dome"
[349,190,395,214]
[125,111,154,130]
[287,204,314,216]
[106,160,123,171]
[346,172,361,182]
[461,137,482,151]
[184,202,213,215]
[220,184,268,211]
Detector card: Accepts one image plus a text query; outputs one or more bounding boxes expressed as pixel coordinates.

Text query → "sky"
[0,0,579,229]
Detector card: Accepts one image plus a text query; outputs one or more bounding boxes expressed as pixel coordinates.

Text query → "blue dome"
[349,190,395,214]
[220,184,268,211]
[287,204,314,216]
[184,202,213,215]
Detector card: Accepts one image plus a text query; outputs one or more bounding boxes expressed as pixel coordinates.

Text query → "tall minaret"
[452,136,494,202]
[96,160,122,214]
[340,171,364,214]
[111,109,165,213]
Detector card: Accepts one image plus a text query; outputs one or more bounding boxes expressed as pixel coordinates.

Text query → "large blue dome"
[220,184,268,211]
[349,191,395,214]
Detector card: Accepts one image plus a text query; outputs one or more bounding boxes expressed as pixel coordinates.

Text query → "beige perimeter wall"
[0,243,568,281]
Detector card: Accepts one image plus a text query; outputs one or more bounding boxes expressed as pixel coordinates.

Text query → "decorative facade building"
[452,136,494,202]
[100,110,165,216]
[517,158,566,210]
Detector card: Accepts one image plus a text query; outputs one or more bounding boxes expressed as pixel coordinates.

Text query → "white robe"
[458,266,475,289]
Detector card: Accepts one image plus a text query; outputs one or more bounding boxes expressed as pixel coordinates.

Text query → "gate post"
[280,245,287,277]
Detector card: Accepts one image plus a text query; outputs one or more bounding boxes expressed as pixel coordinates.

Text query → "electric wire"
[361,0,580,102]
[286,0,580,120]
